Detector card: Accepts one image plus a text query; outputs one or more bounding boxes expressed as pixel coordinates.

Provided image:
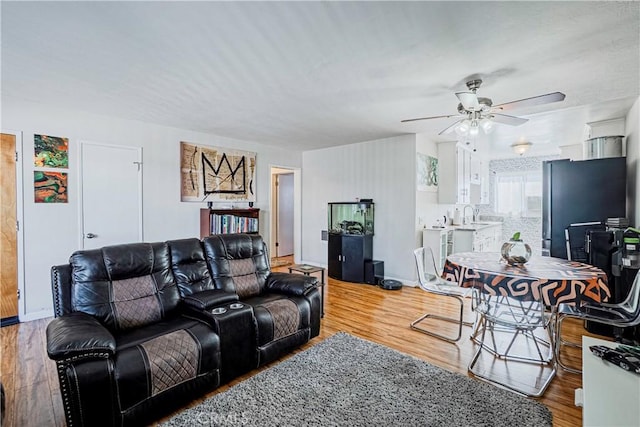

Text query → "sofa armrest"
[182,289,239,311]
[266,272,318,296]
[46,312,116,361]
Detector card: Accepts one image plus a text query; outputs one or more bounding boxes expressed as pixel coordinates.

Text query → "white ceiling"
[2,1,639,157]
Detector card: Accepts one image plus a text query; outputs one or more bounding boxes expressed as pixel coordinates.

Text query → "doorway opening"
[270,166,296,268]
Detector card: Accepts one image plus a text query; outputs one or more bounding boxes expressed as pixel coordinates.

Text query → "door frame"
[269,165,301,264]
[1,129,26,321]
[77,141,144,249]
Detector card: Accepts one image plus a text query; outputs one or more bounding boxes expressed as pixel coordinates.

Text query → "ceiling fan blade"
[494,92,566,111]
[438,119,464,135]
[455,92,479,110]
[491,113,528,126]
[401,114,458,123]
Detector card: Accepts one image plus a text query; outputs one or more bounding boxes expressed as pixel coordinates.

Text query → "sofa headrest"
[203,234,265,260]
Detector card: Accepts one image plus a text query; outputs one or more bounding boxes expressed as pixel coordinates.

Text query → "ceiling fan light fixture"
[469,122,479,137]
[455,120,470,136]
[511,141,532,156]
[479,118,494,134]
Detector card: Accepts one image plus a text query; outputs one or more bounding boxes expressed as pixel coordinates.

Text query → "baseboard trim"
[0,316,19,327]
[20,309,53,322]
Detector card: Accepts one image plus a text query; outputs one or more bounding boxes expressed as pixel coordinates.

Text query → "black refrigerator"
[542,157,626,258]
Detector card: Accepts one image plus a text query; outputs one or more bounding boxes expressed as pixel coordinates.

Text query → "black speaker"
[365,260,384,285]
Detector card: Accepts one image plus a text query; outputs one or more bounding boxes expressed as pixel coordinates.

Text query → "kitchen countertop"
[448,221,503,231]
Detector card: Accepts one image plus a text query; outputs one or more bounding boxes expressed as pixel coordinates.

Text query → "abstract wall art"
[34,171,68,203]
[417,152,438,192]
[180,142,256,202]
[34,134,69,168]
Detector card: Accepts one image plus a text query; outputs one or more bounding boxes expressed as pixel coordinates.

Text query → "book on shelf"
[210,213,258,234]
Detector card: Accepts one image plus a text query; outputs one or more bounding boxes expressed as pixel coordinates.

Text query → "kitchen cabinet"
[452,223,503,253]
[438,141,472,204]
[422,228,452,272]
[470,156,490,205]
[328,234,373,282]
[470,155,482,184]
[480,158,491,204]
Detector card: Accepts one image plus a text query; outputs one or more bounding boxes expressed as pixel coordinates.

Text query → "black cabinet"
[328,234,373,283]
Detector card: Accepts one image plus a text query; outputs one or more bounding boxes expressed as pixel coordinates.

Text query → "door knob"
[85,233,97,239]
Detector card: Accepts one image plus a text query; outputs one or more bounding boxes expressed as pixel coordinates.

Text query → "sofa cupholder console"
[205,301,258,382]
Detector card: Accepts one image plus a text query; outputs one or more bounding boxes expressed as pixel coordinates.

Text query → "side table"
[288,264,325,317]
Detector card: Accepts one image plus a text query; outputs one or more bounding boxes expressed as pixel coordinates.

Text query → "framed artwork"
[417,152,438,192]
[180,142,256,202]
[34,134,68,168]
[34,171,68,203]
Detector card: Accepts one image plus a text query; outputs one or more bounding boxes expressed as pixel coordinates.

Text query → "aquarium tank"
[328,201,374,235]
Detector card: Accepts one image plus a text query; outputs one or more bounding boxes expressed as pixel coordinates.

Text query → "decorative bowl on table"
[501,232,532,266]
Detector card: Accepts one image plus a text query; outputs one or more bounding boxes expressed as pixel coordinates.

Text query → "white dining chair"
[411,247,474,343]
[555,271,640,373]
[468,277,556,397]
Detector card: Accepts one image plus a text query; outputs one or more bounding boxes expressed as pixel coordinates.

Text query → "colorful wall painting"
[180,142,256,202]
[417,152,438,192]
[34,171,68,203]
[34,134,69,168]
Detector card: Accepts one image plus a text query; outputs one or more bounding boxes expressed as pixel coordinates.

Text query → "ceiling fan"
[401,79,566,136]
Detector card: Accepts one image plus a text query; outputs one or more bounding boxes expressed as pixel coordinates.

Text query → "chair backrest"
[68,242,181,332]
[620,271,640,324]
[413,247,444,292]
[168,238,216,296]
[203,233,270,298]
[565,222,605,261]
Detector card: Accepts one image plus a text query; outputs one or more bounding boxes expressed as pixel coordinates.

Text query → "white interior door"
[276,173,294,256]
[80,142,142,249]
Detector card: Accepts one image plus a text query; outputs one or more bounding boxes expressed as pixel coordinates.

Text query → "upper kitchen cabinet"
[438,141,472,204]
[470,155,490,205]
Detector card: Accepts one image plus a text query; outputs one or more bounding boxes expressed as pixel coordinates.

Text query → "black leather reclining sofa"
[46,234,321,426]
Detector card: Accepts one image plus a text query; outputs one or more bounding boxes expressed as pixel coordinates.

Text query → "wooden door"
[1,133,19,322]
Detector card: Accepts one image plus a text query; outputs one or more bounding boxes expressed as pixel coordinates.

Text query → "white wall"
[415,134,449,248]
[301,134,417,282]
[559,144,583,160]
[625,97,640,225]
[3,97,302,320]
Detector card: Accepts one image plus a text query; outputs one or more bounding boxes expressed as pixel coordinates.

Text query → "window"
[494,171,542,217]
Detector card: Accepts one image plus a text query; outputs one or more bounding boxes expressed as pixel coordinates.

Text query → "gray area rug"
[163,332,552,426]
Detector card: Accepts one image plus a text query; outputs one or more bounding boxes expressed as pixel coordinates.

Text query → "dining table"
[442,252,610,306]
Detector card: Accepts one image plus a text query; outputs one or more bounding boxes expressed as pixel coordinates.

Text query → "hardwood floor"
[0,270,601,426]
[270,254,294,268]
